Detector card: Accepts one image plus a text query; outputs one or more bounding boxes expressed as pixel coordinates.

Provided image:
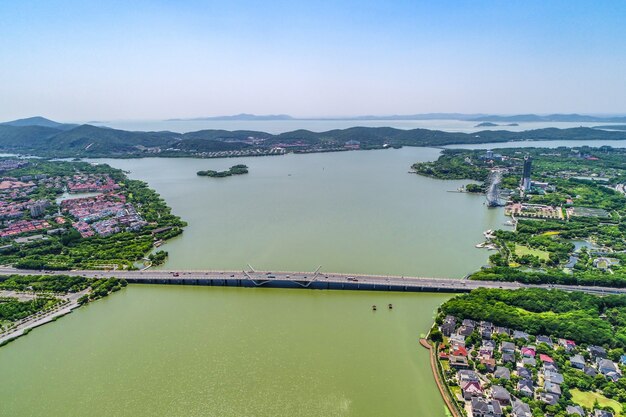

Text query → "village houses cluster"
[438,316,621,417]
[62,194,147,238]
[0,166,146,242]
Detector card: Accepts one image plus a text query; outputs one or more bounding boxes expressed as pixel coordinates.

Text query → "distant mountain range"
[1,116,626,159]
[167,113,294,121]
[0,116,78,130]
[166,113,626,123]
[470,114,626,123]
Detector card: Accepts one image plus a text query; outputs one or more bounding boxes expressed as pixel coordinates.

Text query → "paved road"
[0,267,624,295]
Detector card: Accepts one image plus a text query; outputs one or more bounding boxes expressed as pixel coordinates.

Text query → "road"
[0,267,624,295]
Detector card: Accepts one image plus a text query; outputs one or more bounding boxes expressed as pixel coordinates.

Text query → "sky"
[1,0,626,122]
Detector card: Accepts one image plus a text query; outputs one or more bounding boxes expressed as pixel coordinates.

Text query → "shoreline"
[3,137,626,161]
[420,338,462,417]
[0,294,84,346]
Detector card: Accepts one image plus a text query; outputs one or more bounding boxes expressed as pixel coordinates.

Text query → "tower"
[520,156,532,191]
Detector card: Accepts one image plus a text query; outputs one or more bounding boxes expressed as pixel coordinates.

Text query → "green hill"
[1,116,78,130]
[0,121,625,158]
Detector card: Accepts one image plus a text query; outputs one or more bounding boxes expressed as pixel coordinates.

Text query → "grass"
[514,244,550,260]
[571,388,622,415]
[541,231,561,236]
[449,386,461,400]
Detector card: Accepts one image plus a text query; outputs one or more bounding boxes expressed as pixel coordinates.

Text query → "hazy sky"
[1,0,625,121]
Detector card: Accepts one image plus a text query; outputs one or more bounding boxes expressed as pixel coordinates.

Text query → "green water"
[0,149,502,416]
[0,286,450,417]
[94,147,508,277]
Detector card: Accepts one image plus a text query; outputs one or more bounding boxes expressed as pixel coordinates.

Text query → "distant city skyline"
[1,1,625,121]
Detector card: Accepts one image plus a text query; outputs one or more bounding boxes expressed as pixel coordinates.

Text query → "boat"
[388,304,393,310]
[372,305,377,311]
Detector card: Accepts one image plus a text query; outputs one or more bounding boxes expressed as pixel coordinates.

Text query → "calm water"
[0,285,450,417]
[445,139,626,150]
[90,118,611,134]
[4,145,595,417]
[93,147,508,277]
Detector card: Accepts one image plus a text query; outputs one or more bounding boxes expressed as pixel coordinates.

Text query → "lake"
[2,142,608,417]
[91,118,612,134]
[0,285,451,417]
[93,147,509,277]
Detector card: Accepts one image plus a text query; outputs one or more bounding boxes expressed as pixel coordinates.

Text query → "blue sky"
[1,0,625,121]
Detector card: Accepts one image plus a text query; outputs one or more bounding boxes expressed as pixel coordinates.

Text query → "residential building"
[589,345,607,359]
[566,405,584,416]
[501,341,515,354]
[512,400,532,417]
[570,354,585,369]
[491,385,511,405]
[494,367,510,380]
[516,379,534,397]
[471,398,503,417]
[462,381,482,400]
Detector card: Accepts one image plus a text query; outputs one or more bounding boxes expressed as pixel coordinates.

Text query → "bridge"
[1,267,625,296]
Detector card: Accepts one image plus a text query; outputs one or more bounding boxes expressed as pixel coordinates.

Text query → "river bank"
[0,293,83,346]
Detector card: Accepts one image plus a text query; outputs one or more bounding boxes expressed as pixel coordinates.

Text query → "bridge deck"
[0,267,623,295]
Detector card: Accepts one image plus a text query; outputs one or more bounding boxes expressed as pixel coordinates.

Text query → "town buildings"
[437,316,619,417]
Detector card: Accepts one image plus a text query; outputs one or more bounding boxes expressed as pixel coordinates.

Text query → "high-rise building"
[29,200,48,218]
[520,156,532,191]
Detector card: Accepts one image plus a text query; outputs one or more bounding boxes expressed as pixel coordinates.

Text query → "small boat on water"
[372,305,377,311]
[388,304,393,310]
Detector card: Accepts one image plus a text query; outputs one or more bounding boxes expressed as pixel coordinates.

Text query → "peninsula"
[428,287,626,417]
[0,158,186,270]
[413,146,626,288]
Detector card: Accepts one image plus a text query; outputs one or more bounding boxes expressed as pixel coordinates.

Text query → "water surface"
[90,118,617,135]
[94,148,508,277]
[0,285,450,417]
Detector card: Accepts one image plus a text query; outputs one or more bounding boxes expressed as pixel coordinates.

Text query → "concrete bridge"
[0,267,624,296]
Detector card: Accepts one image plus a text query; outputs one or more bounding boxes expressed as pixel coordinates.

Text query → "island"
[475,122,520,127]
[197,164,249,177]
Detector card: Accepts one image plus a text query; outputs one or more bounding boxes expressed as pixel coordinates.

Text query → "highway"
[0,267,625,295]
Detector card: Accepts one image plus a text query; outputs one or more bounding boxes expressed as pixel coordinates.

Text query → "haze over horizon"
[1,1,625,121]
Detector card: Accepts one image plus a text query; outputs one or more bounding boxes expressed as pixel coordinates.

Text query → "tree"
[430,328,443,343]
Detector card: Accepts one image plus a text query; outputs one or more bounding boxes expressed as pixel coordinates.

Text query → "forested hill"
[2,119,626,158]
